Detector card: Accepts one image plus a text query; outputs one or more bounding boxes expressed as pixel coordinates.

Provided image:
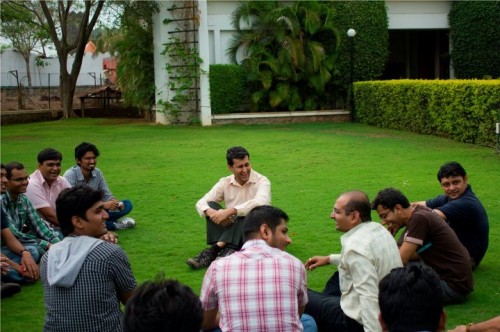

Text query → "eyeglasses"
[379,209,392,220]
[9,176,30,182]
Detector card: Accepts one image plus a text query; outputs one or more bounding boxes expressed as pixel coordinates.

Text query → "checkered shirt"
[63,165,115,201]
[200,239,308,332]
[1,192,61,250]
[40,241,137,332]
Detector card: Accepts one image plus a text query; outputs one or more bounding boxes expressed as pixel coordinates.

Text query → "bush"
[355,80,500,146]
[209,64,247,114]
[449,2,500,79]
[330,1,389,89]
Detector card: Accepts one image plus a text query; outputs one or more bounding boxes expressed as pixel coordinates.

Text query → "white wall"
[0,48,112,87]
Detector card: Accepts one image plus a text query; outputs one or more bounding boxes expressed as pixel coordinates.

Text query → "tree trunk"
[23,54,33,88]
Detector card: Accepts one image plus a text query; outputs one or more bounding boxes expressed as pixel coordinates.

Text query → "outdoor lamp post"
[347,28,356,121]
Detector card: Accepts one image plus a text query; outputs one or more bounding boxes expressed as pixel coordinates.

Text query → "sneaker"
[215,247,237,260]
[1,282,21,298]
[186,247,218,270]
[114,217,136,230]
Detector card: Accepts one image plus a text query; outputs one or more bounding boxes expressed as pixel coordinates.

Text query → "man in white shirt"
[188,146,271,269]
[304,191,403,332]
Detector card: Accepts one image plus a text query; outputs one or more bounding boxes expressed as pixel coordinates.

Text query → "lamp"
[347,28,356,121]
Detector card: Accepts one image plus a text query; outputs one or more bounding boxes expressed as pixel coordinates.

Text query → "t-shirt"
[404,206,473,295]
[426,185,489,266]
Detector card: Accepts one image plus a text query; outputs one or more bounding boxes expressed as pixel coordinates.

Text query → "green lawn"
[1,118,499,330]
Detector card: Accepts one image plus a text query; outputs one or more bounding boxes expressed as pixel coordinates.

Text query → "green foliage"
[329,1,389,89]
[227,0,341,112]
[209,64,247,114]
[355,80,500,146]
[1,119,499,330]
[159,3,204,124]
[449,2,500,79]
[102,1,159,111]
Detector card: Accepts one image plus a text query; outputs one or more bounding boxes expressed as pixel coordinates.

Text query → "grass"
[1,118,499,330]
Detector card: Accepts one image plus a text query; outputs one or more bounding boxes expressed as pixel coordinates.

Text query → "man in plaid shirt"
[1,162,62,258]
[200,205,317,332]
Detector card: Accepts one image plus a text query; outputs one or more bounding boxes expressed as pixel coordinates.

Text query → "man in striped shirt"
[200,205,316,332]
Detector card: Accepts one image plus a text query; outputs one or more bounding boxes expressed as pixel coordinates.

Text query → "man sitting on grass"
[188,146,271,269]
[64,142,135,231]
[40,185,136,332]
[372,187,473,304]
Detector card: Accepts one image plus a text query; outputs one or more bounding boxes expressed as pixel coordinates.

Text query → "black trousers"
[205,201,244,248]
[305,272,364,332]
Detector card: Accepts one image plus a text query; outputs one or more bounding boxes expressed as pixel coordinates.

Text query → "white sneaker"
[114,217,136,230]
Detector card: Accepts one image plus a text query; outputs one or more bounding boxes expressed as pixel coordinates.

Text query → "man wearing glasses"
[1,162,62,258]
[372,187,473,305]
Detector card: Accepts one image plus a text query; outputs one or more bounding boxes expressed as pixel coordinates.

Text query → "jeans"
[205,314,318,332]
[1,245,40,283]
[105,199,133,230]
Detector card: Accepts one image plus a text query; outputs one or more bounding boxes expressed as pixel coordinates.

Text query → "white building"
[153,0,453,126]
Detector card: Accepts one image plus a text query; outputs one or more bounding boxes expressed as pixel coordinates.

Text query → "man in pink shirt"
[200,205,316,332]
[26,148,71,227]
[188,146,271,269]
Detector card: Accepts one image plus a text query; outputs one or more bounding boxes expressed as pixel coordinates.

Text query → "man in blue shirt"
[414,161,489,268]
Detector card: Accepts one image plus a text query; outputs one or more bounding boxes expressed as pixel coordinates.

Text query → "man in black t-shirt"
[414,162,489,268]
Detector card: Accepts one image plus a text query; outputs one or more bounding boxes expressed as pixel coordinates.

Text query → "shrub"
[209,64,247,114]
[355,80,500,146]
[449,2,500,79]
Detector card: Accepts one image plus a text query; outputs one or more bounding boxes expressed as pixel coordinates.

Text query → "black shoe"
[1,282,21,298]
[216,247,237,260]
[186,247,218,269]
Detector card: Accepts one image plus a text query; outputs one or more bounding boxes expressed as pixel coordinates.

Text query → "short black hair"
[123,274,203,332]
[243,205,288,241]
[4,162,25,179]
[371,187,410,210]
[37,148,63,164]
[74,142,100,160]
[379,264,444,331]
[226,146,249,166]
[437,161,466,181]
[56,185,103,237]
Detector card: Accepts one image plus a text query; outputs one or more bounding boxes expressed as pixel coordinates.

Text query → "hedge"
[355,80,500,146]
[209,64,247,114]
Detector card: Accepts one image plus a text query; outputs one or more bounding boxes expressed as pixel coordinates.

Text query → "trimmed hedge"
[209,64,247,114]
[355,80,500,146]
[449,2,500,79]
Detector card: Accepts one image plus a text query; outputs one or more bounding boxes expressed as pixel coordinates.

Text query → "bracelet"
[19,249,28,256]
[466,322,474,332]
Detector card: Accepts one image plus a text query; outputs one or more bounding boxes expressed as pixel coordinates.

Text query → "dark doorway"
[382,29,450,79]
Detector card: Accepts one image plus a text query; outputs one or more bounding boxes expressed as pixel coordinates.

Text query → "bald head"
[340,190,371,222]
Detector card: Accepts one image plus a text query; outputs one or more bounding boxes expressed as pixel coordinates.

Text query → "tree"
[3,0,106,118]
[0,2,49,87]
[95,1,159,115]
[227,0,340,112]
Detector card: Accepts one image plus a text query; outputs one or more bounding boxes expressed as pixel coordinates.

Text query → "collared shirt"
[196,169,271,217]
[329,222,403,332]
[40,241,137,332]
[63,165,114,201]
[200,239,307,332]
[1,192,62,250]
[26,169,71,212]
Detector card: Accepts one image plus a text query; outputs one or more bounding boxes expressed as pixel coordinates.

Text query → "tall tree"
[3,0,106,118]
[94,1,159,115]
[0,2,49,87]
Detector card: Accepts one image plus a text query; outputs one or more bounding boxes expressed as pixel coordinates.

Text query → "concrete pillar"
[198,0,212,126]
